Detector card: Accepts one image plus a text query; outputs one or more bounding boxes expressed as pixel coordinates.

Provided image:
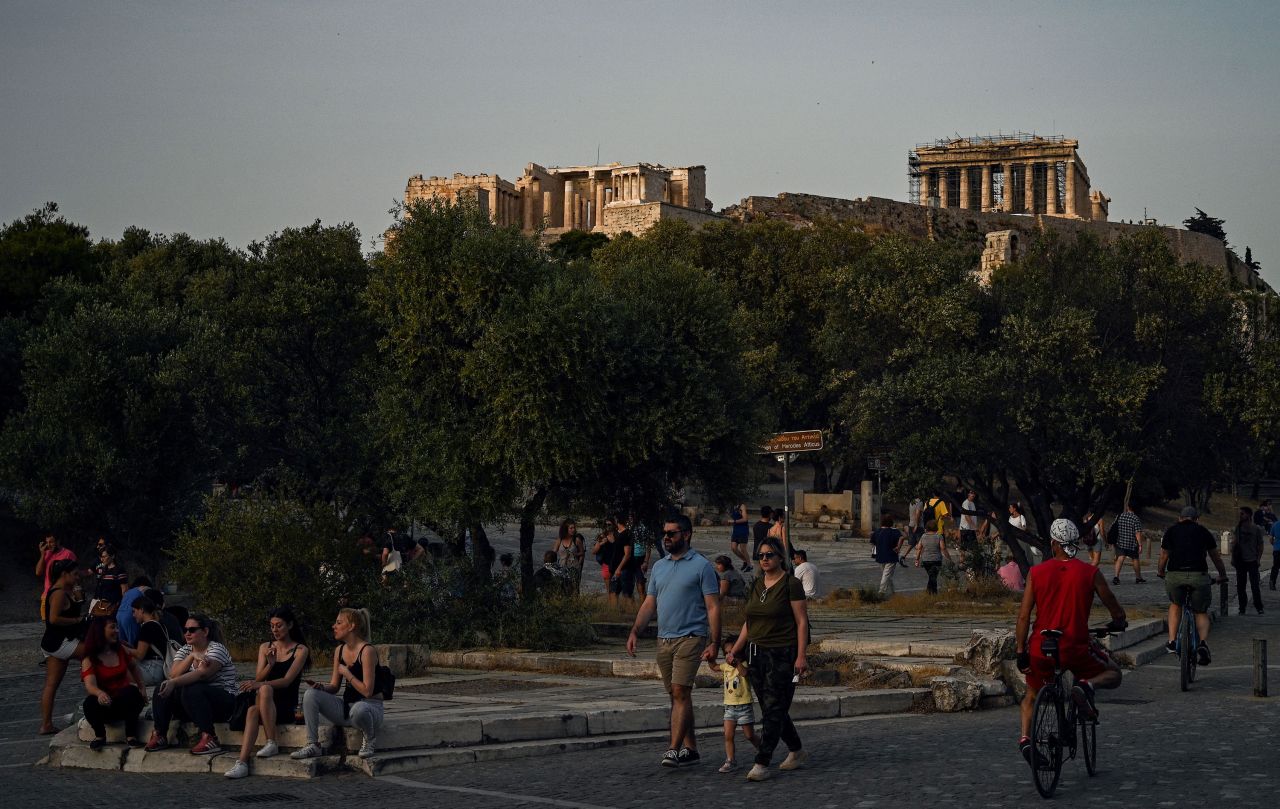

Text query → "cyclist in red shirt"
[1014,519,1127,761]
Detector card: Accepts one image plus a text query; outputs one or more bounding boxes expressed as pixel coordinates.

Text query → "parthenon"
[909,134,1109,221]
[404,161,722,237]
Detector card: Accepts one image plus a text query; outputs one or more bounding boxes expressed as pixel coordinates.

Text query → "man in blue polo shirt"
[627,513,720,768]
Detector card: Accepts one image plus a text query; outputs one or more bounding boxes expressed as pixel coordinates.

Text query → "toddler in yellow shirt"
[713,647,758,773]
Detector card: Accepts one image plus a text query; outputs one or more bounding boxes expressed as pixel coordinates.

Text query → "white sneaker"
[779,750,808,770]
[223,761,250,779]
[290,743,323,760]
[746,764,771,781]
[358,739,376,759]
[255,740,279,759]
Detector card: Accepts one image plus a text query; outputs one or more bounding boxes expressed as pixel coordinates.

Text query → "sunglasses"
[754,552,780,561]
[183,626,204,634]
[662,529,685,538]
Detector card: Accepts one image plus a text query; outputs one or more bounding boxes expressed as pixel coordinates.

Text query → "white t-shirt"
[1008,514,1027,532]
[958,499,979,531]
[793,561,819,598]
[908,499,923,529]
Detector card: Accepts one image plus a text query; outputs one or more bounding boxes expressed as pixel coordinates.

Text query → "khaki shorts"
[656,635,707,690]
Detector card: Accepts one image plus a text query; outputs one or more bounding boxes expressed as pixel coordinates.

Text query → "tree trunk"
[519,486,548,598]
[470,523,493,579]
[810,459,830,494]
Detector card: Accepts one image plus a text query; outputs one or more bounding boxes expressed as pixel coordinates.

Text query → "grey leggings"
[302,687,384,746]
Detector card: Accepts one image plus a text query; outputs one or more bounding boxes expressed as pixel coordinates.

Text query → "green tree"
[548,229,608,264]
[368,200,766,592]
[0,203,100,318]
[840,229,1246,567]
[1183,208,1227,244]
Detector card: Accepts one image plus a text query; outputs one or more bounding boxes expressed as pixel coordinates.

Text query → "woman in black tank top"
[224,607,309,779]
[39,559,85,734]
[289,607,384,763]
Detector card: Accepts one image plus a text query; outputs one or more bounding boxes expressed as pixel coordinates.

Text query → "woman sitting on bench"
[80,616,148,749]
[224,606,310,779]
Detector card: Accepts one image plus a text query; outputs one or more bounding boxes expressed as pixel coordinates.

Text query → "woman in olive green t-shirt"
[725,537,810,782]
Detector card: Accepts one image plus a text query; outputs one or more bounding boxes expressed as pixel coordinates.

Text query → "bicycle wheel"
[1079,710,1097,776]
[1179,612,1195,691]
[1030,686,1064,798]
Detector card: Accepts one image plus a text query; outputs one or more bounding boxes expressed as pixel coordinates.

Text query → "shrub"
[349,558,596,651]
[172,492,596,651]
[169,493,366,645]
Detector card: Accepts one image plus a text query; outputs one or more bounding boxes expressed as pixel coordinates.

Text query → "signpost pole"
[777,452,790,558]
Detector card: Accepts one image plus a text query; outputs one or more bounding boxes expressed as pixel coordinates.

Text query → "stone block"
[54,744,128,771]
[427,651,467,668]
[611,658,660,678]
[364,747,477,775]
[239,754,332,779]
[473,737,608,763]
[953,629,1016,676]
[122,747,222,773]
[585,707,670,736]
[930,676,983,712]
[378,717,483,749]
[481,713,587,743]
[1000,660,1028,702]
[838,689,918,716]
[979,695,1018,710]
[787,695,840,720]
[693,703,724,728]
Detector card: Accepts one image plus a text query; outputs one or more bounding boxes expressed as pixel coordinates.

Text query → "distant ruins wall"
[598,201,724,236]
[722,193,1270,293]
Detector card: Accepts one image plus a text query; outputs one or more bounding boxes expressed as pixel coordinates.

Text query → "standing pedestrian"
[712,641,758,773]
[914,529,953,595]
[1112,502,1146,585]
[1082,511,1105,567]
[725,536,810,782]
[957,491,981,565]
[39,559,85,734]
[870,515,904,598]
[729,503,752,573]
[1271,516,1280,591]
[614,514,639,602]
[36,533,77,604]
[907,497,924,544]
[91,544,128,611]
[550,519,586,595]
[1230,507,1264,615]
[750,507,772,570]
[626,515,720,768]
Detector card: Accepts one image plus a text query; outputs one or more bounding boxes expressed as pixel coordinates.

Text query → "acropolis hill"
[404,135,1272,296]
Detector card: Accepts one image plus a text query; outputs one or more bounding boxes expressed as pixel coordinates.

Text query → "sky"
[3,1,1278,287]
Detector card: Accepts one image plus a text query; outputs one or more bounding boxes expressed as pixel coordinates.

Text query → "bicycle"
[1159,573,1227,691]
[1027,626,1117,799]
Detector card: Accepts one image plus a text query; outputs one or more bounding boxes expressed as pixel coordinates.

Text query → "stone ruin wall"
[598,201,724,236]
[722,193,1268,293]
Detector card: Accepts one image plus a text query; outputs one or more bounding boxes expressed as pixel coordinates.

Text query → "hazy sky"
[4,1,1278,286]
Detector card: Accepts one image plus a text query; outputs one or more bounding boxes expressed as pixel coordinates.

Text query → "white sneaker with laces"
[290,743,323,760]
[746,764,771,781]
[224,761,250,779]
[256,740,279,758]
[358,739,376,759]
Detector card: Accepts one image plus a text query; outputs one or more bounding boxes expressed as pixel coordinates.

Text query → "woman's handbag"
[226,690,255,731]
[374,664,396,700]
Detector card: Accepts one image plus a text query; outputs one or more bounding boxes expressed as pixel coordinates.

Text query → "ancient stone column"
[919,171,931,206]
[1023,164,1035,214]
[938,170,950,208]
[981,165,993,211]
[958,167,970,210]
[1065,161,1077,218]
[563,181,574,228]
[1002,163,1014,212]
[1045,163,1058,215]
[594,175,605,226]
[543,190,553,226]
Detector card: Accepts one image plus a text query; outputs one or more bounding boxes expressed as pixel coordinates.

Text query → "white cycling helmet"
[1049,518,1081,557]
